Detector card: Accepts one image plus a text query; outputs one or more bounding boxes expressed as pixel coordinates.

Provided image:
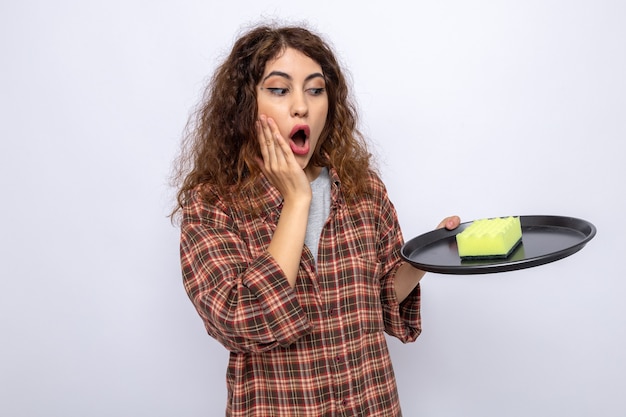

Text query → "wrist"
[282,194,312,210]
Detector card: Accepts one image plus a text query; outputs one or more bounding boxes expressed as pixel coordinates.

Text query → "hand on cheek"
[256,115,311,203]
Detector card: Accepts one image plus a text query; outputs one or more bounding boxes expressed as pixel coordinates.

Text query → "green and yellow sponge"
[456,216,523,259]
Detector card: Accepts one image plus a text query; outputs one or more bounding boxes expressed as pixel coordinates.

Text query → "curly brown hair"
[170,24,375,219]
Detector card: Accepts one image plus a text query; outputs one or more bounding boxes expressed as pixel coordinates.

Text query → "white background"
[1,1,624,416]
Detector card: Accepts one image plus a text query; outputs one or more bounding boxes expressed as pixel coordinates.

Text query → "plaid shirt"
[180,168,421,416]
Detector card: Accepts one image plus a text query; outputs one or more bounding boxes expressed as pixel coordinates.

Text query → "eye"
[265,87,289,96]
[307,87,326,96]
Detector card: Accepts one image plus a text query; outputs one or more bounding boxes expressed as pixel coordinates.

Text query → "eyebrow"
[262,71,325,83]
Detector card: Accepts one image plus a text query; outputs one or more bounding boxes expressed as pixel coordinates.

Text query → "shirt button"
[335,355,344,363]
[327,308,334,317]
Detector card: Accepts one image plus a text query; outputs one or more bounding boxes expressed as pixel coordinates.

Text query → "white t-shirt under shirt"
[304,167,331,266]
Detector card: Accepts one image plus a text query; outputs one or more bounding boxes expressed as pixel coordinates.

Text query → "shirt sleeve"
[380,263,421,343]
[372,176,422,343]
[180,191,314,353]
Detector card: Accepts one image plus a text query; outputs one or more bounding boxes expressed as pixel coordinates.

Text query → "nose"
[290,91,308,118]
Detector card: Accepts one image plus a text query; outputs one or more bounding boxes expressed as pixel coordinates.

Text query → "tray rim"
[400,215,597,275]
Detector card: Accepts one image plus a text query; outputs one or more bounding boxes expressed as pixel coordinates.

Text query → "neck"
[304,165,323,182]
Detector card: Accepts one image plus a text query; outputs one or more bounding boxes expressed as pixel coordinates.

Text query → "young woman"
[171,24,460,416]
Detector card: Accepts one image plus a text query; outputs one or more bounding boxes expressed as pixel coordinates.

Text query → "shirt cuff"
[380,262,422,343]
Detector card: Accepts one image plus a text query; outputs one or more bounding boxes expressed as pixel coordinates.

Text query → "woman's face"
[256,47,329,180]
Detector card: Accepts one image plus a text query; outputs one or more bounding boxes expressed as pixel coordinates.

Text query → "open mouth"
[291,129,307,147]
[289,125,311,156]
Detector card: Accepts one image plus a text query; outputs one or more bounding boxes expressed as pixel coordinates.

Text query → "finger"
[256,120,272,166]
[445,216,461,230]
[259,115,274,147]
[258,116,278,166]
[436,215,461,230]
[265,117,291,161]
